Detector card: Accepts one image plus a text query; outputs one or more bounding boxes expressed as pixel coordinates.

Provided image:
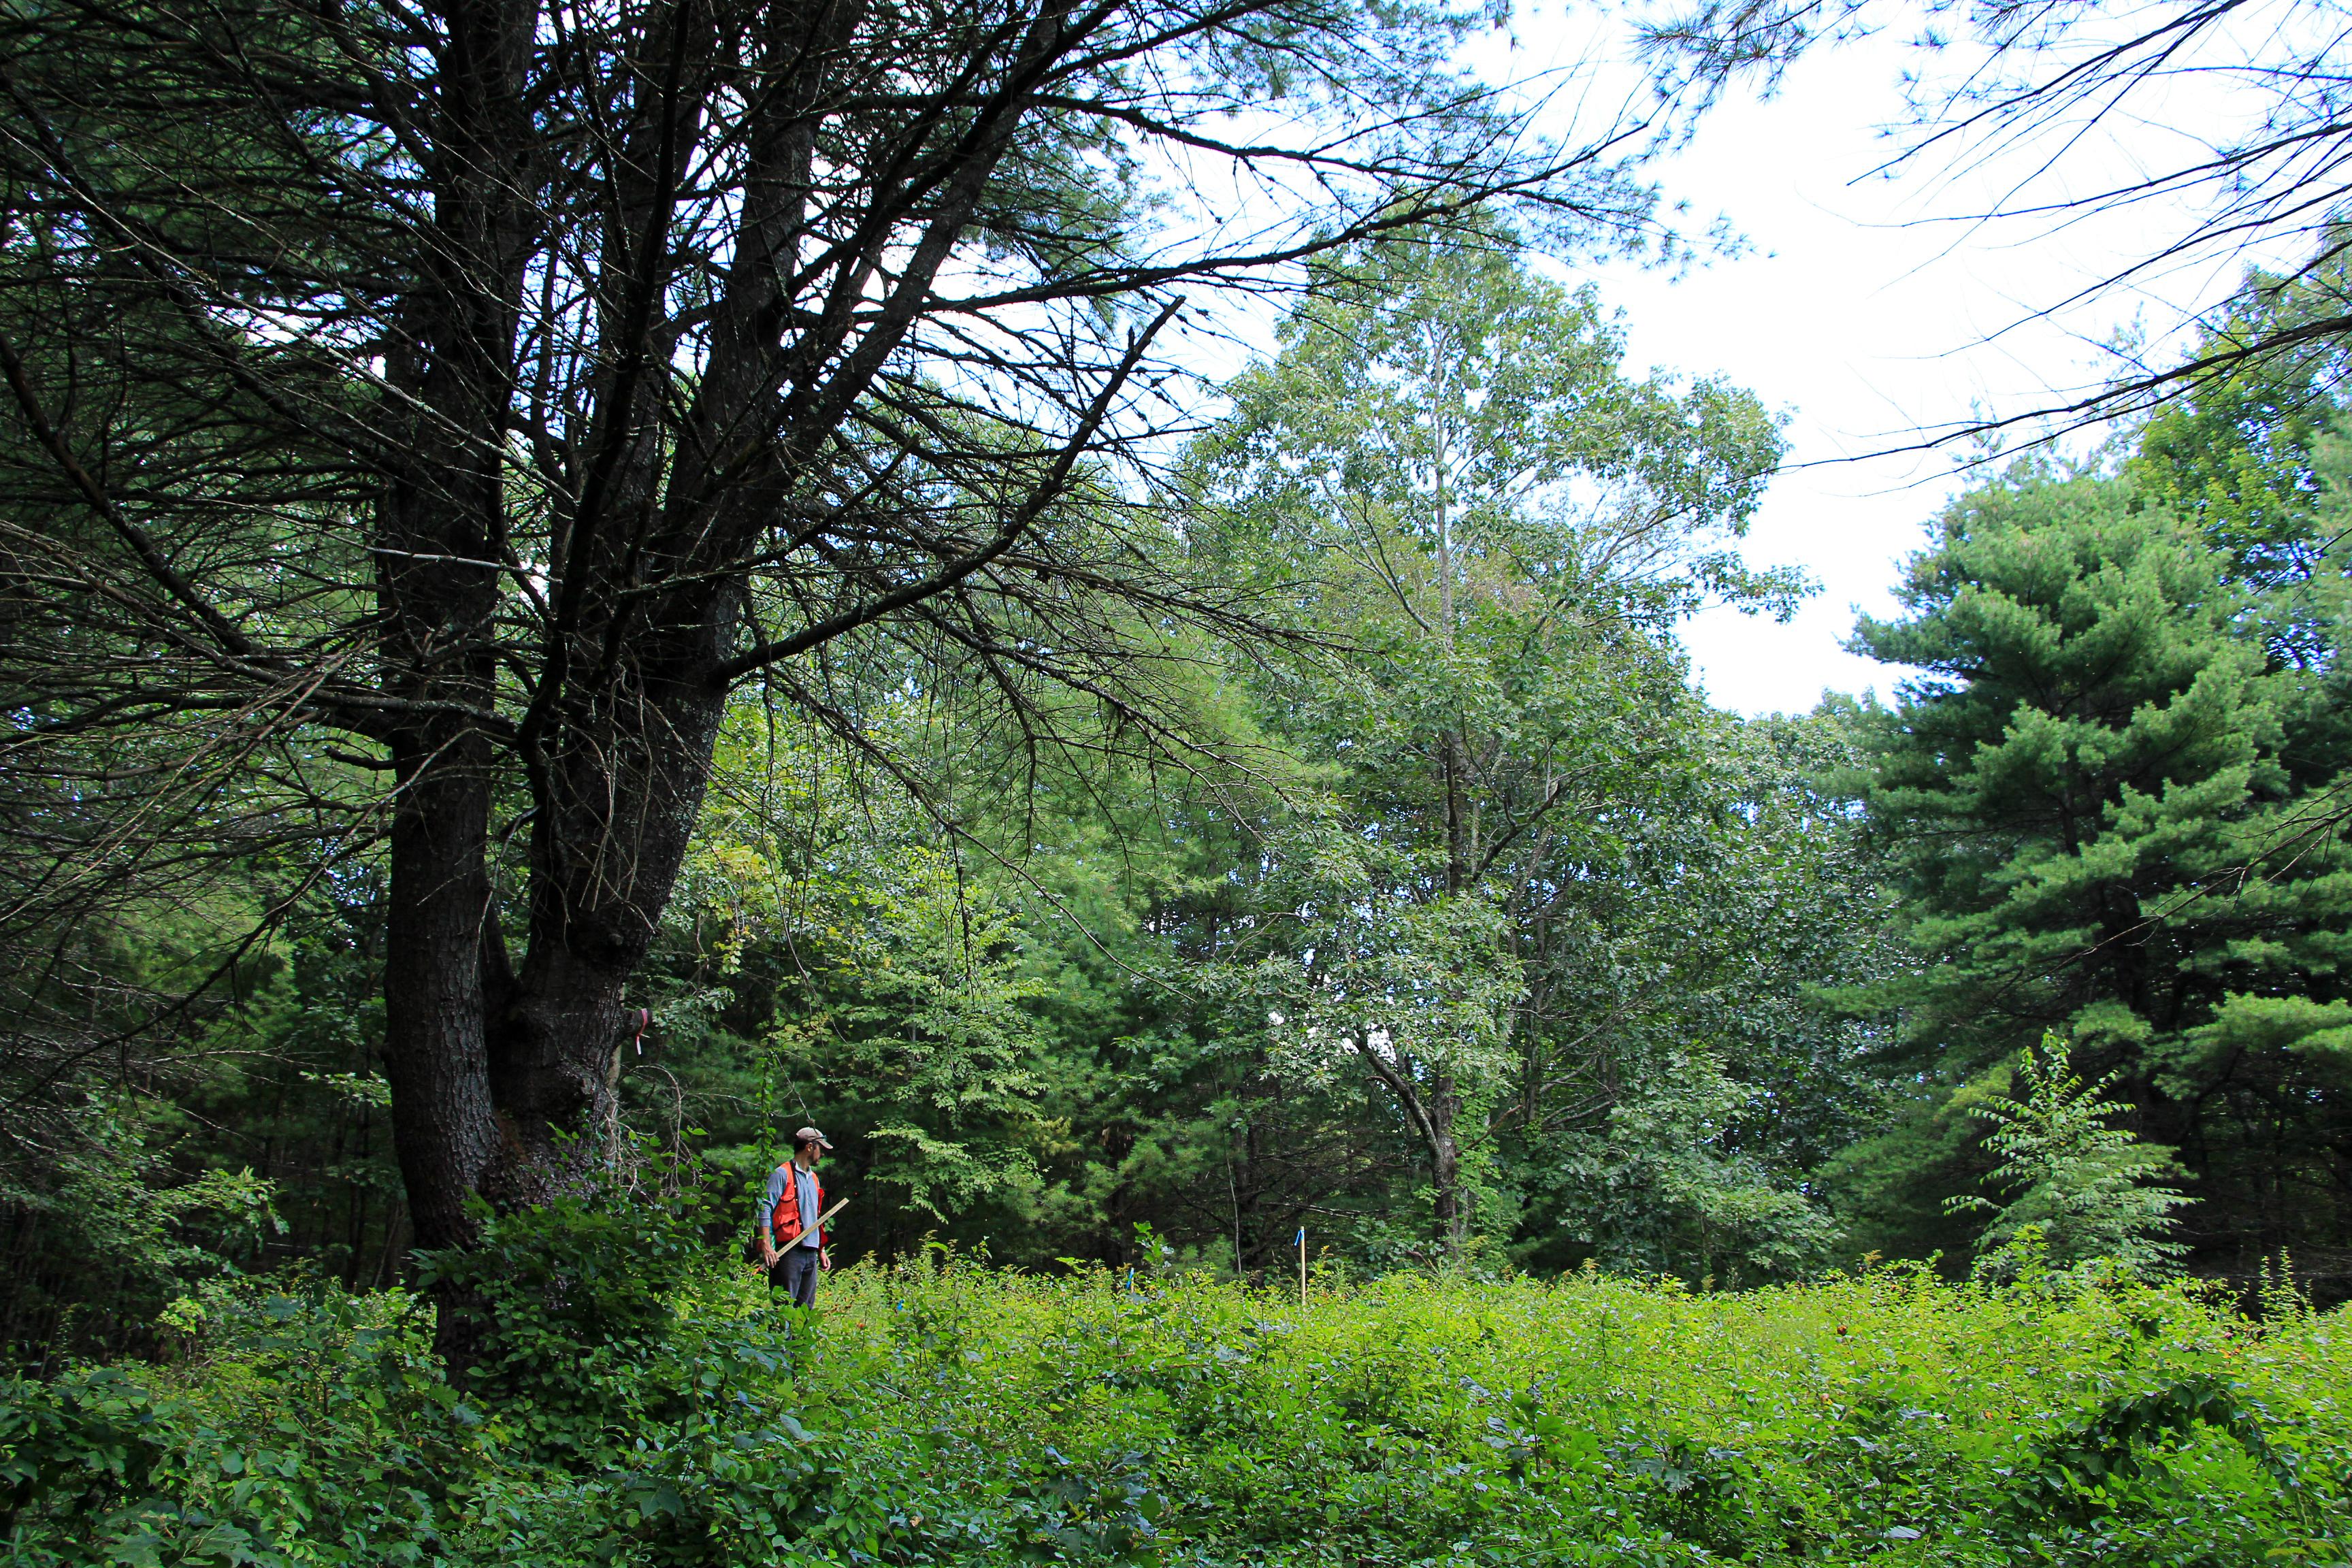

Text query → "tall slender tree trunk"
[1428,1068,1468,1262]
[1423,338,1469,1251]
[1441,739,1469,894]
[1428,332,1469,894]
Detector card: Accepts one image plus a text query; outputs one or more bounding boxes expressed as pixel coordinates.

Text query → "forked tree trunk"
[1360,1041,1472,1264]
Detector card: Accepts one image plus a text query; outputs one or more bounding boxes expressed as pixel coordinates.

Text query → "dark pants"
[770,1245,821,1307]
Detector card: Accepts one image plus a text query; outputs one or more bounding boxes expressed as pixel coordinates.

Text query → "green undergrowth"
[5,1226,2351,1566]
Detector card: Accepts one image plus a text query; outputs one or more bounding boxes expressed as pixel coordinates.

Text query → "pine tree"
[1835,459,2352,1276]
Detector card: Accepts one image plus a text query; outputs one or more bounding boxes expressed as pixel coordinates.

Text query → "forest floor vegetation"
[3,1215,2348,1567]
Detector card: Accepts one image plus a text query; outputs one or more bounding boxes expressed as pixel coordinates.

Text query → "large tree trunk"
[380,737,504,1254]
[372,0,543,1268]
[489,624,739,1192]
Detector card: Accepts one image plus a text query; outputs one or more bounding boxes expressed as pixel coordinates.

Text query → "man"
[761,1126,833,1307]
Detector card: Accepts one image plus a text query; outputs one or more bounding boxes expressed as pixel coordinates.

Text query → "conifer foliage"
[1835,365,2352,1277]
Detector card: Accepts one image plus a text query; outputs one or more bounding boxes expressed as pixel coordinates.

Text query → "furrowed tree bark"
[380,735,503,1252]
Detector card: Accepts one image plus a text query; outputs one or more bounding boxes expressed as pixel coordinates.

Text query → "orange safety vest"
[771,1165,828,1250]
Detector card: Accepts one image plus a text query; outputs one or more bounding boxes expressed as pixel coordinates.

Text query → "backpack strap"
[772,1164,823,1247]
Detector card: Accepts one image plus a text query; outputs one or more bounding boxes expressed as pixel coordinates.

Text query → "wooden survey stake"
[757,1196,850,1273]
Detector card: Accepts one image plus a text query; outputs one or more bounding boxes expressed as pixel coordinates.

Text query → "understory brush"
[3,1215,2349,1565]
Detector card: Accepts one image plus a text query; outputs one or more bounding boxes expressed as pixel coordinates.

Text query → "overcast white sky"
[1492,9,2272,715]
